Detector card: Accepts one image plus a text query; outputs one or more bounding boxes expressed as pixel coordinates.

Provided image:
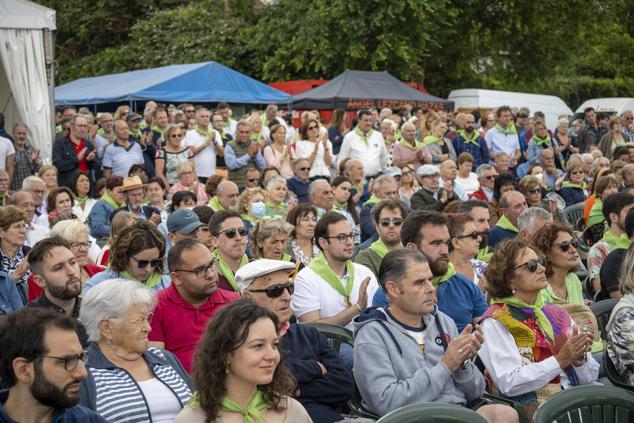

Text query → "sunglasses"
[247,178,258,183]
[308,126,318,130]
[379,218,403,227]
[571,170,584,175]
[513,255,546,272]
[219,227,248,238]
[556,239,578,252]
[483,175,497,180]
[247,282,294,298]
[456,231,480,240]
[299,167,311,171]
[528,189,541,194]
[130,257,162,269]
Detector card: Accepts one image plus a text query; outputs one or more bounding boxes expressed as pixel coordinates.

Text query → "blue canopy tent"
[54,61,291,107]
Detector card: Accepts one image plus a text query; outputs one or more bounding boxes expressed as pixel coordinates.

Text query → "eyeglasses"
[299,167,311,172]
[219,227,248,238]
[130,256,162,269]
[379,218,403,227]
[70,241,92,250]
[130,312,153,327]
[528,189,541,194]
[571,170,584,175]
[176,259,219,278]
[555,239,578,252]
[456,231,480,240]
[513,255,546,272]
[308,126,318,130]
[170,133,183,138]
[247,178,258,183]
[483,175,497,180]
[325,232,357,243]
[247,282,294,298]
[42,351,87,371]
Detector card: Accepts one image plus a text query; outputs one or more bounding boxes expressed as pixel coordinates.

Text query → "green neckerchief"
[223,118,235,129]
[561,180,587,191]
[151,125,166,139]
[491,295,554,341]
[333,201,348,211]
[432,262,456,286]
[531,134,552,147]
[121,270,162,289]
[55,125,62,134]
[265,200,286,214]
[354,126,373,146]
[496,215,519,233]
[241,213,257,222]
[250,132,265,144]
[194,126,214,138]
[128,129,142,140]
[587,198,605,228]
[308,252,355,304]
[602,229,632,250]
[369,238,401,258]
[476,246,493,262]
[212,249,248,291]
[97,128,113,139]
[423,135,443,145]
[140,120,148,130]
[457,129,480,145]
[399,137,423,150]
[74,195,88,208]
[364,194,381,207]
[0,192,7,207]
[101,191,123,209]
[221,390,268,423]
[208,196,225,211]
[495,123,518,135]
[282,253,292,261]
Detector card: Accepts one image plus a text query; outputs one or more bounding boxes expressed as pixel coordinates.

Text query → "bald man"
[209,180,239,211]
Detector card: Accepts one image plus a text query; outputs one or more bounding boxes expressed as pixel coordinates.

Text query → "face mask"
[250,201,266,217]
[534,173,543,182]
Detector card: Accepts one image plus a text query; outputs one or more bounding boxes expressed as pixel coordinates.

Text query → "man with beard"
[355,200,406,277]
[456,200,493,262]
[208,180,239,212]
[149,239,239,373]
[10,123,41,191]
[208,210,250,292]
[52,114,99,188]
[0,308,106,422]
[26,236,89,347]
[452,112,489,170]
[373,211,487,332]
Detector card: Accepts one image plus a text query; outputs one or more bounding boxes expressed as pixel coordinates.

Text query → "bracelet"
[355,303,363,313]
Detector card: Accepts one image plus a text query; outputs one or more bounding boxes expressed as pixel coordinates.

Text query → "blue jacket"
[558,186,586,208]
[52,134,100,188]
[282,324,353,423]
[487,226,518,250]
[287,176,311,204]
[360,203,376,242]
[372,273,488,332]
[1,389,106,422]
[87,199,115,239]
[452,134,490,170]
[0,272,22,316]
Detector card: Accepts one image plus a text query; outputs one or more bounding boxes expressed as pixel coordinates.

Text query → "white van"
[574,98,634,117]
[448,88,573,130]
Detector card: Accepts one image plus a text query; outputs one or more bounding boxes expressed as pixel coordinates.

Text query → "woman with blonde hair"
[263,123,294,179]
[423,119,457,164]
[156,124,191,186]
[251,219,294,261]
[167,161,208,205]
[248,111,269,147]
[598,116,627,160]
[38,164,58,198]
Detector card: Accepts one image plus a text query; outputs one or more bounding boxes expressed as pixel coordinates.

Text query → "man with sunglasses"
[287,158,312,203]
[470,164,497,201]
[355,200,406,277]
[238,259,361,423]
[0,309,107,422]
[224,120,265,189]
[359,175,399,241]
[487,191,527,250]
[453,113,490,170]
[338,109,389,179]
[456,200,493,262]
[208,210,250,292]
[184,108,224,184]
[149,239,239,373]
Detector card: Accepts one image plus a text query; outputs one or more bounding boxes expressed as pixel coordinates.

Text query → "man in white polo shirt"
[338,109,389,178]
[183,108,223,183]
[484,105,521,168]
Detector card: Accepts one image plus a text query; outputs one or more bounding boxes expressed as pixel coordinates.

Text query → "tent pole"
[45,28,55,146]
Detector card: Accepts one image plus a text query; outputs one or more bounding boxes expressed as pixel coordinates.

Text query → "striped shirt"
[102,140,144,177]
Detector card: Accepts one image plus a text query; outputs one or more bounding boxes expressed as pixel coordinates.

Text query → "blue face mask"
[250,201,266,217]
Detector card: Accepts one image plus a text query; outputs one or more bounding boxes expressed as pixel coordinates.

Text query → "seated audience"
[0,206,30,304]
[470,164,497,202]
[285,204,320,266]
[287,158,312,204]
[447,213,486,290]
[411,164,455,211]
[264,175,290,219]
[600,208,634,299]
[208,180,239,212]
[558,161,588,207]
[359,175,399,241]
[88,175,125,241]
[309,178,335,218]
[70,171,97,223]
[487,191,528,249]
[251,218,294,263]
[208,210,250,292]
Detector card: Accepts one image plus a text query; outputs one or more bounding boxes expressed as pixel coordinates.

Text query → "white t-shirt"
[0,136,15,171]
[292,262,378,330]
[27,223,49,247]
[455,172,480,195]
[295,139,333,178]
[183,129,223,178]
[338,129,388,177]
[137,378,182,423]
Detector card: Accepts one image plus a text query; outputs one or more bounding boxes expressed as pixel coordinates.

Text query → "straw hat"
[118,176,146,192]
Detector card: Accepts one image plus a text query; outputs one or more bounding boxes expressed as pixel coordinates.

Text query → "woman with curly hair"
[175,299,311,422]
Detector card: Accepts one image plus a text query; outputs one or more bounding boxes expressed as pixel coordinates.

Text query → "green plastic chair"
[589,299,619,341]
[604,351,634,392]
[301,322,353,353]
[532,385,634,423]
[376,402,487,423]
[563,203,585,230]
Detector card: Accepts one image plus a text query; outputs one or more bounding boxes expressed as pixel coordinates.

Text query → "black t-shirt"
[599,248,626,299]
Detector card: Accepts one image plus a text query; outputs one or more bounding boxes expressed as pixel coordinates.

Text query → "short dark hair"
[286,204,318,237]
[217,102,230,110]
[0,308,76,387]
[193,205,214,225]
[106,175,124,190]
[494,174,515,202]
[314,212,348,251]
[400,211,447,247]
[208,209,242,236]
[28,235,71,275]
[358,109,372,120]
[613,146,630,160]
[626,208,634,239]
[168,239,203,271]
[371,199,406,224]
[584,107,595,115]
[455,199,489,214]
[169,190,197,213]
[496,105,512,117]
[378,248,428,291]
[602,192,634,224]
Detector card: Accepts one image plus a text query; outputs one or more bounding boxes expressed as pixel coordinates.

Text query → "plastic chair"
[532,384,634,423]
[376,402,487,423]
[563,203,585,229]
[604,350,634,392]
[590,299,619,341]
[301,322,353,353]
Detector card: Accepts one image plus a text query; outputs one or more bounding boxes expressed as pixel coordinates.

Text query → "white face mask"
[250,201,266,218]
[534,173,544,182]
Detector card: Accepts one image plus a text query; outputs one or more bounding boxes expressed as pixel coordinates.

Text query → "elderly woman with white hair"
[251,218,295,262]
[79,279,194,422]
[51,219,105,286]
[264,175,290,219]
[554,117,579,162]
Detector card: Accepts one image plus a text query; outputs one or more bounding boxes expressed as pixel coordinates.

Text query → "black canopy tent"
[291,70,453,111]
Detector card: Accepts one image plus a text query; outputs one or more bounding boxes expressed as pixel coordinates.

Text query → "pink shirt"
[391,142,431,171]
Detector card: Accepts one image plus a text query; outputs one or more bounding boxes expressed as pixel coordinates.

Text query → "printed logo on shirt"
[434,333,451,347]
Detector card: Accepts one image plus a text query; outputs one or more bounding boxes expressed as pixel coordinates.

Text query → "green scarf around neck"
[354,126,373,146]
[423,135,443,145]
[457,129,480,145]
[101,191,123,210]
[561,181,587,191]
[476,246,493,262]
[97,128,113,139]
[74,195,88,208]
[491,295,554,341]
[495,123,517,135]
[208,196,225,211]
[531,134,552,147]
[364,194,381,207]
[496,215,519,233]
[369,238,401,258]
[221,390,268,423]
[432,262,456,286]
[308,252,355,304]
[587,197,605,228]
[241,213,257,222]
[195,126,214,138]
[212,249,248,291]
[602,229,632,250]
[121,270,163,289]
[399,137,423,150]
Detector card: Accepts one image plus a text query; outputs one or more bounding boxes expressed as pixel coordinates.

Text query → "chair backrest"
[377,402,488,423]
[589,298,619,341]
[532,385,634,423]
[563,203,585,228]
[301,322,353,353]
[603,351,634,392]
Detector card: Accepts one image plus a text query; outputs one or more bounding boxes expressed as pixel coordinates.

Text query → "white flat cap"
[416,164,440,176]
[235,259,296,293]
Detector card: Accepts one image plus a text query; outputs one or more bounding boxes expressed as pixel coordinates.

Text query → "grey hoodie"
[352,306,485,416]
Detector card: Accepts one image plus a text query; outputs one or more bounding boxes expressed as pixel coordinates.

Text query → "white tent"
[0,0,55,161]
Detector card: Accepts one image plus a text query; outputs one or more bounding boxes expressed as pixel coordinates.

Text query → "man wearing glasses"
[238,259,362,423]
[0,309,106,422]
[469,164,498,201]
[52,114,99,189]
[149,239,239,373]
[26,236,89,348]
[208,210,250,292]
[411,164,455,212]
[355,200,406,277]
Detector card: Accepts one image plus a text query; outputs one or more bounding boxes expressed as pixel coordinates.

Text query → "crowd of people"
[1,100,634,422]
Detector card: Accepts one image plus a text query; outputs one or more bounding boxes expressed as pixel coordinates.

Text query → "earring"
[225,361,230,374]
[511,288,516,294]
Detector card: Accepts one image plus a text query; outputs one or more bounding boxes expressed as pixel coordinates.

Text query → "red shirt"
[28,264,105,302]
[70,137,88,173]
[149,282,239,372]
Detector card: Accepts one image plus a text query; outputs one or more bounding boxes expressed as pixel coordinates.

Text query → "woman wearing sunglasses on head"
[447,213,487,292]
[478,238,599,419]
[84,220,170,293]
[557,161,588,208]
